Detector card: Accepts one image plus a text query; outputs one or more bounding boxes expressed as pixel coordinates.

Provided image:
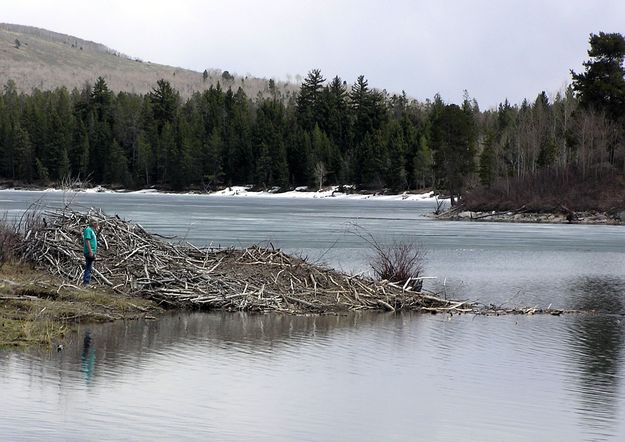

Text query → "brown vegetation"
[350,225,426,291]
[463,168,625,213]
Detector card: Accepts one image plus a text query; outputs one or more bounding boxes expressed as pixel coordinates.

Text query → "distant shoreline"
[0,184,440,202]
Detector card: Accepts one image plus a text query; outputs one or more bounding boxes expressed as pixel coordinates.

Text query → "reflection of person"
[81,330,96,384]
[82,218,98,286]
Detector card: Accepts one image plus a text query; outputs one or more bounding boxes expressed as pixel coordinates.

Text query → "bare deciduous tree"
[314,161,327,191]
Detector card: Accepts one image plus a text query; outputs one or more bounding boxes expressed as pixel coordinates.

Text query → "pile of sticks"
[17,208,472,314]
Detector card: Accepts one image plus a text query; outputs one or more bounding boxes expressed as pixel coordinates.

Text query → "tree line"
[0,32,624,209]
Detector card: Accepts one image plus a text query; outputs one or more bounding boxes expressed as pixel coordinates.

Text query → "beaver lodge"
[15,208,572,316]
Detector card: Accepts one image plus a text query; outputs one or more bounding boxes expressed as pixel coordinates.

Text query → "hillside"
[0,23,298,98]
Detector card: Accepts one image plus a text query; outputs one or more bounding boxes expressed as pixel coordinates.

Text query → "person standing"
[83,218,98,286]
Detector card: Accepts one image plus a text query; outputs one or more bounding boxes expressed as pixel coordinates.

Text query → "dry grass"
[0,23,300,99]
[0,261,161,349]
[0,216,21,267]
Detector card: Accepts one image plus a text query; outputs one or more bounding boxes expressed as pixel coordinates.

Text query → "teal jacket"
[83,226,97,255]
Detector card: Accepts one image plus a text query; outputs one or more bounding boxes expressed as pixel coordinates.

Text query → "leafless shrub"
[14,200,46,234]
[60,173,92,191]
[349,224,427,291]
[371,240,426,288]
[59,174,92,209]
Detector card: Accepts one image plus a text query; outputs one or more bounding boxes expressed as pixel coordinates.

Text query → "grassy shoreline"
[0,261,162,349]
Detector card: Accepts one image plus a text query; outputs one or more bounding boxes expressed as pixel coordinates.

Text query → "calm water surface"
[1,190,625,441]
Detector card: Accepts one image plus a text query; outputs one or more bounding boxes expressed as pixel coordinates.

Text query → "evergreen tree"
[413,134,433,189]
[88,77,114,182]
[203,128,224,189]
[572,32,625,122]
[384,120,408,191]
[254,99,288,187]
[223,87,253,184]
[350,75,387,146]
[48,87,74,180]
[136,132,152,186]
[323,76,350,154]
[169,118,194,190]
[296,69,326,131]
[14,123,34,181]
[357,130,387,188]
[431,103,476,204]
[157,122,175,184]
[104,139,130,186]
[149,79,179,133]
[286,126,312,186]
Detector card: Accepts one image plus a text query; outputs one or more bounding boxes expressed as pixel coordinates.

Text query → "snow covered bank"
[1,185,440,202]
[205,186,438,201]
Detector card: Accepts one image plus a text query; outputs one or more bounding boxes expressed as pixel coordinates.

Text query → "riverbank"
[0,262,161,348]
[435,207,625,225]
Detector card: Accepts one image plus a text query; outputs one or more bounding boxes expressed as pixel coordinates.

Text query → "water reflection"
[1,313,625,441]
[566,277,625,439]
[81,330,96,384]
[569,276,625,314]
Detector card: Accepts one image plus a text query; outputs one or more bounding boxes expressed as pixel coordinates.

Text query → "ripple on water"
[2,311,625,441]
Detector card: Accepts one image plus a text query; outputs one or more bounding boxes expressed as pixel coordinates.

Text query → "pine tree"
[104,139,130,186]
[572,32,625,122]
[149,79,179,133]
[431,103,476,204]
[385,120,407,191]
[14,124,34,181]
[323,76,350,155]
[296,69,326,131]
[203,128,224,189]
[223,87,253,184]
[136,132,152,186]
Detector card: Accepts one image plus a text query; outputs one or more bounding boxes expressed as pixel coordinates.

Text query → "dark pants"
[83,254,95,285]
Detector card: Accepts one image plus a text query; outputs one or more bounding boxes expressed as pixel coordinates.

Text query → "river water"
[1,190,625,441]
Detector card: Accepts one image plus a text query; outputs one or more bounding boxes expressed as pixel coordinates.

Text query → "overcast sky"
[3,0,624,108]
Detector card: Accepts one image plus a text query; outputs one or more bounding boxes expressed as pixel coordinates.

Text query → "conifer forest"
[1,32,624,210]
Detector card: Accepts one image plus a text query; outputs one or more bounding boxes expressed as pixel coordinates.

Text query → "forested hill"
[0,23,298,99]
[0,27,624,213]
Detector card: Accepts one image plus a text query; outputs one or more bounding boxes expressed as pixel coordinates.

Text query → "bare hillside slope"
[0,23,298,98]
